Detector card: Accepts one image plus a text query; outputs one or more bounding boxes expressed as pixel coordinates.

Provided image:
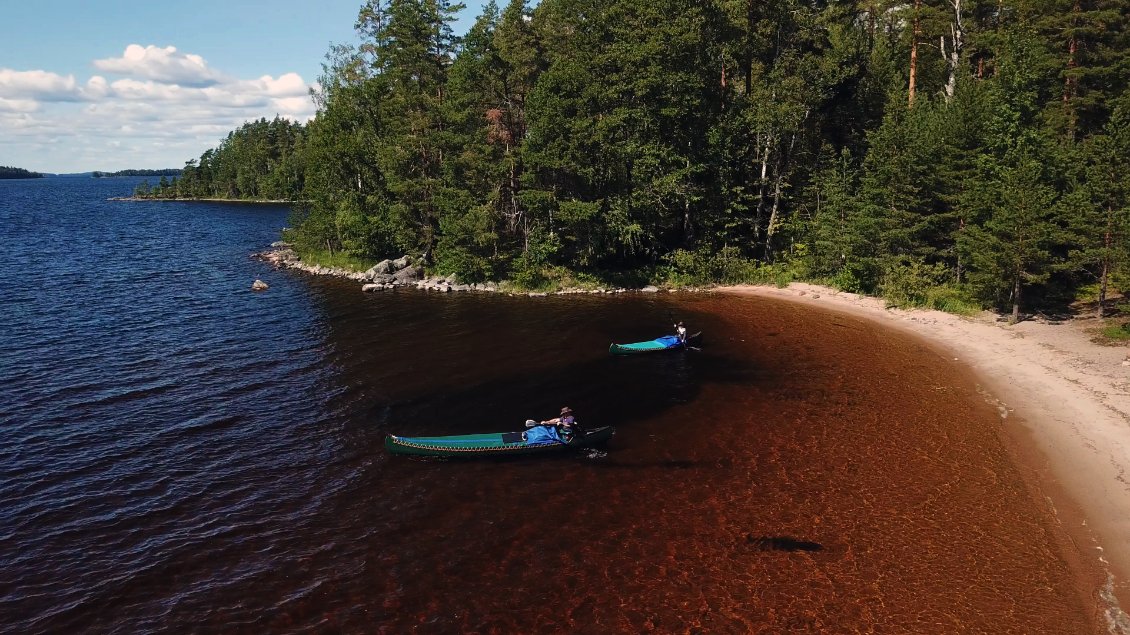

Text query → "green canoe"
[609,331,702,355]
[385,425,615,457]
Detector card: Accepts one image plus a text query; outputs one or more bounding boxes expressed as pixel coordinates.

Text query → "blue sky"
[1,0,489,172]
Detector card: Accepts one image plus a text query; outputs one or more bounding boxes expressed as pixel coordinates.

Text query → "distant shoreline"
[108,196,303,204]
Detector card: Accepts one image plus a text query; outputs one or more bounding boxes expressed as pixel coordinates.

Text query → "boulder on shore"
[251,279,269,291]
[393,265,423,283]
[366,260,393,277]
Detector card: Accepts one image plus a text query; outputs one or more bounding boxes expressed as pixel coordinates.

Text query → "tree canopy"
[0,166,44,179]
[184,0,1130,317]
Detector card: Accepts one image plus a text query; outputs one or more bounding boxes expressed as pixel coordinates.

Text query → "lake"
[0,177,1101,633]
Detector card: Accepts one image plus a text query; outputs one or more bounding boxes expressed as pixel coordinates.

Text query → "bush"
[879,258,950,308]
[924,286,982,315]
[508,230,561,290]
[1100,323,1130,341]
[661,247,791,286]
[828,267,863,293]
[291,247,375,272]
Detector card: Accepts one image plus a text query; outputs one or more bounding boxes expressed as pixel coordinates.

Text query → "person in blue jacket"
[525,407,577,442]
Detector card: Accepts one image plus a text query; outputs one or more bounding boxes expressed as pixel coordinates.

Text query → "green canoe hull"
[609,331,702,355]
[385,425,615,457]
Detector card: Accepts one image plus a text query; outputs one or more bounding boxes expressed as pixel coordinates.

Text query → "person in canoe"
[527,406,575,428]
[525,407,578,442]
[674,321,688,343]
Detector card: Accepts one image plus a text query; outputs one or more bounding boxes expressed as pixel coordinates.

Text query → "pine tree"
[960,147,1062,321]
[1066,97,1130,315]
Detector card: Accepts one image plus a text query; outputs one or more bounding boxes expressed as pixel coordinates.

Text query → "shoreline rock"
[252,243,695,296]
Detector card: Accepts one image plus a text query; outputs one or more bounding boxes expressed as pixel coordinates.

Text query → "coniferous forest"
[142,117,306,200]
[0,166,44,179]
[183,0,1130,318]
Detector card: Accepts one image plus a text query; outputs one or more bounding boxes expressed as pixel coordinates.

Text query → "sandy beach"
[722,283,1130,631]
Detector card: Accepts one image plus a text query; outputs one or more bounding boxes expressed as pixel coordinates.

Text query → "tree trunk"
[744,0,755,97]
[909,0,921,107]
[1063,0,1081,138]
[753,132,772,243]
[1011,274,1021,324]
[684,155,694,241]
[766,130,798,261]
[1099,204,1112,318]
[942,0,963,102]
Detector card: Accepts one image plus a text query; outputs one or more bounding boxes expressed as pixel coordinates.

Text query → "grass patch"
[923,287,982,316]
[292,247,376,272]
[879,283,982,316]
[501,266,658,292]
[1099,323,1130,342]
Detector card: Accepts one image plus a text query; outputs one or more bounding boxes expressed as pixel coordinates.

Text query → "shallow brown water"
[4,234,1102,634]
[258,287,1098,633]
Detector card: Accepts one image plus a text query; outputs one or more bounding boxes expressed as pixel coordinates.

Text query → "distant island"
[0,166,44,179]
[94,169,181,178]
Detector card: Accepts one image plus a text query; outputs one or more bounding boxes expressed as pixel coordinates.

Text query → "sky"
[1,0,488,173]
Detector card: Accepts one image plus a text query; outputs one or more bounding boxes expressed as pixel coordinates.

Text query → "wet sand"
[722,283,1130,633]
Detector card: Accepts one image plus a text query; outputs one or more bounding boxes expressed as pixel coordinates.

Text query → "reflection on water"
[0,178,1104,633]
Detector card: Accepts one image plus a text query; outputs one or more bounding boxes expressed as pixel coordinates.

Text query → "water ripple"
[0,178,1107,634]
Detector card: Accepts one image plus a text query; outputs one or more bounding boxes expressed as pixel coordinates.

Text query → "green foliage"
[509,229,562,289]
[879,258,951,308]
[660,247,796,287]
[828,267,865,294]
[95,169,180,177]
[161,0,1130,314]
[435,199,499,282]
[141,117,306,200]
[1099,323,1130,341]
[0,166,44,179]
[289,247,377,273]
[923,286,982,316]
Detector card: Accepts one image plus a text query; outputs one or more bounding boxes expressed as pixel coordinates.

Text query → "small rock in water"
[251,279,269,291]
[641,285,659,293]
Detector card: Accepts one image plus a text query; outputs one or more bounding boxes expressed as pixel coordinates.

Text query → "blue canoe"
[609,331,702,355]
[385,425,615,457]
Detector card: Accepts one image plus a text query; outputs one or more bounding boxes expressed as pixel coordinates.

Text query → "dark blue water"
[0,178,333,631]
[0,178,1103,633]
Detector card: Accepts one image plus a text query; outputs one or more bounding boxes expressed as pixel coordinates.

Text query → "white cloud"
[93,44,224,87]
[81,76,110,100]
[0,69,77,101]
[272,96,313,114]
[0,44,318,172]
[0,97,39,112]
[251,72,309,97]
[110,78,194,101]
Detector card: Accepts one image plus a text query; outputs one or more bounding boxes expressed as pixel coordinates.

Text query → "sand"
[720,283,1130,633]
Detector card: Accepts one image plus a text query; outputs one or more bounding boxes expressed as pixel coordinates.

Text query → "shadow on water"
[365,349,769,438]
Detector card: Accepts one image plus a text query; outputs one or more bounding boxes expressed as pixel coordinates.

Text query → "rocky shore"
[253,242,674,296]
